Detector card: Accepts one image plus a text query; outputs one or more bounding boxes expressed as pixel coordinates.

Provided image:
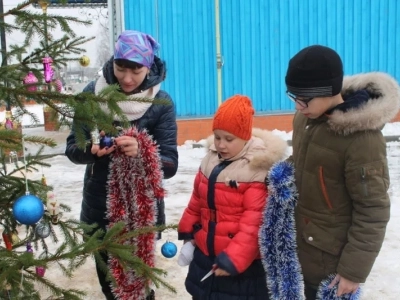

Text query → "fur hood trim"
[206,128,288,171]
[329,72,400,135]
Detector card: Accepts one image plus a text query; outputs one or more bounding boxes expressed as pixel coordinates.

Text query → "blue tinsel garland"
[259,160,362,300]
[259,160,305,300]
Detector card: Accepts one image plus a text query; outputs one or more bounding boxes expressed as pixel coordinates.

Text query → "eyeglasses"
[286,91,314,108]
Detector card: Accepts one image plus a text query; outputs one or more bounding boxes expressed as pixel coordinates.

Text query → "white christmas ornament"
[46,192,60,224]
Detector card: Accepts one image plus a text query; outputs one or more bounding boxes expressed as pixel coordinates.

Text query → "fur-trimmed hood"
[328,72,400,135]
[206,128,288,171]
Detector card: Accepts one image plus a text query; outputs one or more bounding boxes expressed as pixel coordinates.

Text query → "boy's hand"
[328,274,360,296]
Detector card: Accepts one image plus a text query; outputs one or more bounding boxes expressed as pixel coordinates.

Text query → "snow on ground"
[1,105,399,299]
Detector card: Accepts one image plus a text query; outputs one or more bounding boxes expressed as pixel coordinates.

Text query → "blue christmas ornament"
[100,135,114,149]
[161,241,177,258]
[13,194,44,225]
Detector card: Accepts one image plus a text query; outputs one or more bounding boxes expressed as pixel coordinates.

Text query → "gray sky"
[3,0,108,67]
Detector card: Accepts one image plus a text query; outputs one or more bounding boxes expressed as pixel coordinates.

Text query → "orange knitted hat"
[212,95,254,141]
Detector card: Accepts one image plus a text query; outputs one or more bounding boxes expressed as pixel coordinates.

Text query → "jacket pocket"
[318,166,333,210]
[347,162,389,200]
[302,221,344,256]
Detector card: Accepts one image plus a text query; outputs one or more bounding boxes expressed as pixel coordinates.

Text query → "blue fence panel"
[220,0,293,113]
[123,1,157,50]
[220,0,400,114]
[124,0,217,118]
[123,0,400,117]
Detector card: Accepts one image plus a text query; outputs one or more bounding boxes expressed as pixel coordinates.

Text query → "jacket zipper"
[361,167,368,196]
[319,166,333,210]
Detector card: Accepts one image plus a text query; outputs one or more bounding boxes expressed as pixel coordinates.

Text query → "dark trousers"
[192,285,315,300]
[304,283,317,300]
[83,214,160,300]
[95,250,116,300]
[95,250,155,300]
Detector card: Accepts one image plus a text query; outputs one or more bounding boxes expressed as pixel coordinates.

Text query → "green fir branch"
[0,1,178,298]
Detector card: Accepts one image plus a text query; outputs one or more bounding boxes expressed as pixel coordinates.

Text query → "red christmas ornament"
[23,71,39,92]
[2,232,12,251]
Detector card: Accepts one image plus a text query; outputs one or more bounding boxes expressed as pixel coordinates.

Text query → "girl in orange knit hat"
[178,95,288,299]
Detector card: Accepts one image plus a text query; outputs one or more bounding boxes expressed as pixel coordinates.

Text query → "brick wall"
[2,106,399,145]
[176,114,294,145]
[176,111,400,145]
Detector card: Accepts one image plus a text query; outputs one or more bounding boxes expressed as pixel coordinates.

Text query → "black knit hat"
[285,45,343,97]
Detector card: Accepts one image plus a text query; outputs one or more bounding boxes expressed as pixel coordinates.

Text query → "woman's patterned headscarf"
[114,30,160,68]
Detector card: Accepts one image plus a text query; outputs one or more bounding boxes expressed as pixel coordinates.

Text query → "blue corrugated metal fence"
[123,0,400,118]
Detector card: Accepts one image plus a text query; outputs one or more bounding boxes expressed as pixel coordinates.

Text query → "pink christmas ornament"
[4,110,13,129]
[23,71,39,92]
[5,118,13,129]
[42,55,54,83]
[54,78,63,92]
[35,266,46,277]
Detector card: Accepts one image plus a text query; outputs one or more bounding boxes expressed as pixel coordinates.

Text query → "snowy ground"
[2,106,400,299]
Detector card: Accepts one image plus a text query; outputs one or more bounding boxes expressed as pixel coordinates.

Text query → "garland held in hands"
[107,127,164,300]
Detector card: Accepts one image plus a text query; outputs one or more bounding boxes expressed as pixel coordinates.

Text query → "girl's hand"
[213,264,230,276]
[184,239,196,246]
[114,136,139,157]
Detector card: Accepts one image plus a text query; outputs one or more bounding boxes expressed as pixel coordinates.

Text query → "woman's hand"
[114,136,139,157]
[91,143,116,157]
[91,130,116,157]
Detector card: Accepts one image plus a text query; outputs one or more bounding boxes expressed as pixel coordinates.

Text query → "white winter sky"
[2,0,108,67]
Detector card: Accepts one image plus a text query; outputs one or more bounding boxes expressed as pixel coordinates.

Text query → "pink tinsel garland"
[107,127,164,299]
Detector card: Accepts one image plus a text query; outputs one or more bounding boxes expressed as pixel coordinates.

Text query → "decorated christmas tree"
[0,1,176,299]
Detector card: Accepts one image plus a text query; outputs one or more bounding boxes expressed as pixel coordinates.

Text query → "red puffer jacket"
[178,128,287,275]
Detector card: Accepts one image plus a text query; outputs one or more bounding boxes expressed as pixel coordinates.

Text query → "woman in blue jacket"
[65,30,178,300]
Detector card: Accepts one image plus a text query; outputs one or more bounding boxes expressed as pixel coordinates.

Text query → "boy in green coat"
[285,45,399,299]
